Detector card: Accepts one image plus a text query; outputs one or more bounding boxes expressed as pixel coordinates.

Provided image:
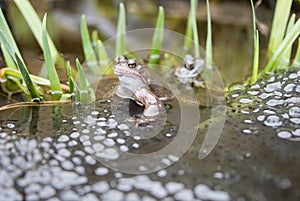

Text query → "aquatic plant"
[248,0,300,84]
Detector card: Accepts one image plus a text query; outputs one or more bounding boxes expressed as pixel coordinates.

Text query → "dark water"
[0,69,300,200]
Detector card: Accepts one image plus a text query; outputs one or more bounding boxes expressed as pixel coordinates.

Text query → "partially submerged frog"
[113,56,165,124]
[175,54,205,87]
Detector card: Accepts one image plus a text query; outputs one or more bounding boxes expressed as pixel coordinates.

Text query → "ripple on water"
[264,115,282,127]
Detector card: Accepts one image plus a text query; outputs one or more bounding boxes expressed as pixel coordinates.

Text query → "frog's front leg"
[132,87,165,125]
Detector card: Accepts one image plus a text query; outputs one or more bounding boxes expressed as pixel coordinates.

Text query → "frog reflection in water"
[113,56,165,124]
[175,54,205,87]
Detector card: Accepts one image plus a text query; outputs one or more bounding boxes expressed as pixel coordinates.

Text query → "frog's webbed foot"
[192,80,205,88]
[126,116,155,127]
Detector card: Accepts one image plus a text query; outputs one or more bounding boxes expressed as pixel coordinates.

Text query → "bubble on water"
[82,193,99,201]
[266,99,284,107]
[292,129,300,136]
[138,165,148,172]
[107,132,118,138]
[132,143,140,149]
[165,133,173,138]
[157,169,167,177]
[92,143,105,152]
[84,115,97,125]
[285,97,300,103]
[264,115,282,127]
[73,120,81,125]
[80,135,90,142]
[72,157,82,165]
[84,146,95,154]
[117,178,134,192]
[247,91,259,95]
[214,172,231,180]
[95,128,106,135]
[259,93,272,99]
[194,184,230,201]
[101,190,124,201]
[264,82,282,92]
[95,167,109,176]
[289,107,300,117]
[168,154,179,162]
[98,117,106,121]
[60,190,79,201]
[231,94,239,98]
[68,140,78,147]
[118,124,129,130]
[6,123,15,129]
[94,135,105,141]
[165,182,184,194]
[39,185,56,199]
[290,118,300,124]
[288,73,298,79]
[263,109,275,115]
[116,138,126,144]
[277,178,292,189]
[91,111,100,116]
[82,129,90,134]
[70,132,80,138]
[283,83,296,92]
[239,98,253,104]
[75,166,85,175]
[97,121,106,127]
[103,138,115,147]
[96,148,119,160]
[120,145,129,152]
[85,155,97,165]
[277,131,292,139]
[244,119,253,124]
[62,160,75,170]
[174,189,194,201]
[106,119,118,128]
[58,148,71,158]
[57,135,69,143]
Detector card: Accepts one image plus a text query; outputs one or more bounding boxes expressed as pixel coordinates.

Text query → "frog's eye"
[128,59,137,68]
[117,55,128,63]
[184,60,194,70]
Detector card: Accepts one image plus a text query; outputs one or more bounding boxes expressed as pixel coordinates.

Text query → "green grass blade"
[205,0,212,68]
[81,15,99,74]
[261,18,300,74]
[280,13,296,68]
[0,8,24,64]
[66,61,74,94]
[1,44,17,69]
[251,30,259,84]
[14,0,58,62]
[76,59,90,103]
[42,14,62,101]
[184,11,193,52]
[267,0,293,58]
[250,0,259,84]
[149,6,164,65]
[115,3,126,57]
[92,30,110,74]
[292,38,300,67]
[191,0,200,58]
[14,53,41,100]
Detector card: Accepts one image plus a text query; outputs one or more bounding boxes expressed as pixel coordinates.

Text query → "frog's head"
[113,56,141,75]
[184,54,195,70]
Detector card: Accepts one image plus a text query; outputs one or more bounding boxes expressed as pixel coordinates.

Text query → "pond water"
[1,0,300,201]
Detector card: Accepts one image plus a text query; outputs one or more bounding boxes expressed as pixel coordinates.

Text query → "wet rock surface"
[0,69,300,201]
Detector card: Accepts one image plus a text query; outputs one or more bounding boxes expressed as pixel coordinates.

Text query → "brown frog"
[113,56,165,124]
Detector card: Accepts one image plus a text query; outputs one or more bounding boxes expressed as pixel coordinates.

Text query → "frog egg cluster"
[0,101,230,200]
[228,69,300,141]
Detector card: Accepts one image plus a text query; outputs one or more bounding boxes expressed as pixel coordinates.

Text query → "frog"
[113,56,165,124]
[175,54,205,88]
